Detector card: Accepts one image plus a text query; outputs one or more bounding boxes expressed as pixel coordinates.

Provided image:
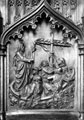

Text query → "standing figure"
[10,38,34,98]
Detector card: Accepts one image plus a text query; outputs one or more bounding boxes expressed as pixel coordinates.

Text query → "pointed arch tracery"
[1,0,83,45]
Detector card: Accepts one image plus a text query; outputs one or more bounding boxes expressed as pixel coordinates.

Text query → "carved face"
[39,60,49,68]
[17,40,25,55]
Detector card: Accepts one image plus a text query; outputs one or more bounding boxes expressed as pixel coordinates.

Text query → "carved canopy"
[1,0,83,45]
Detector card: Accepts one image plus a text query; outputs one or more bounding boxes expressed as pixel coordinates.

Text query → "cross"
[49,32,56,67]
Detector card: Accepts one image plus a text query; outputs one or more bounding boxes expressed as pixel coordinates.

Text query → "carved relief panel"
[6,12,78,111]
[0,1,84,120]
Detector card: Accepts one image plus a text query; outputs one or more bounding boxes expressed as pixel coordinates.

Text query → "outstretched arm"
[17,52,34,63]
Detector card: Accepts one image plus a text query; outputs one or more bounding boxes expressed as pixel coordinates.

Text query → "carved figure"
[10,39,34,96]
[10,36,75,109]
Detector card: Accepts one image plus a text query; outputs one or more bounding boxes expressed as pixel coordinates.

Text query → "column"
[0,44,7,120]
[0,11,3,36]
[78,44,84,120]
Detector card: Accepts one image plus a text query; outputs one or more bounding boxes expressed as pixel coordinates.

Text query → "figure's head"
[33,75,42,84]
[58,58,66,67]
[39,60,49,68]
[17,38,25,54]
[32,67,39,75]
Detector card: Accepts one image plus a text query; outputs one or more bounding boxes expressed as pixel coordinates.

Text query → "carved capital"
[0,44,7,56]
[78,44,84,55]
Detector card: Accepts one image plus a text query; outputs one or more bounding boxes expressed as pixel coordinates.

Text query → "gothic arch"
[1,1,84,120]
[1,0,83,45]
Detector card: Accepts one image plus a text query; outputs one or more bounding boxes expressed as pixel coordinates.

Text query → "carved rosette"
[32,0,39,6]
[8,0,14,7]
[62,0,68,6]
[24,0,31,6]
[16,0,22,6]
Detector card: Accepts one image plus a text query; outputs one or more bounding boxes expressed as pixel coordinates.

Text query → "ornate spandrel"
[24,0,41,14]
[47,0,77,20]
[8,13,77,110]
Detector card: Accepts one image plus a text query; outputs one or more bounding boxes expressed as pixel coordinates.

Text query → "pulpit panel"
[7,16,78,111]
[1,1,83,119]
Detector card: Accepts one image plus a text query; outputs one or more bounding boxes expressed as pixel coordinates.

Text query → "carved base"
[6,114,79,120]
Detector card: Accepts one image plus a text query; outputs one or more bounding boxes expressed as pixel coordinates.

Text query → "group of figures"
[9,38,75,109]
